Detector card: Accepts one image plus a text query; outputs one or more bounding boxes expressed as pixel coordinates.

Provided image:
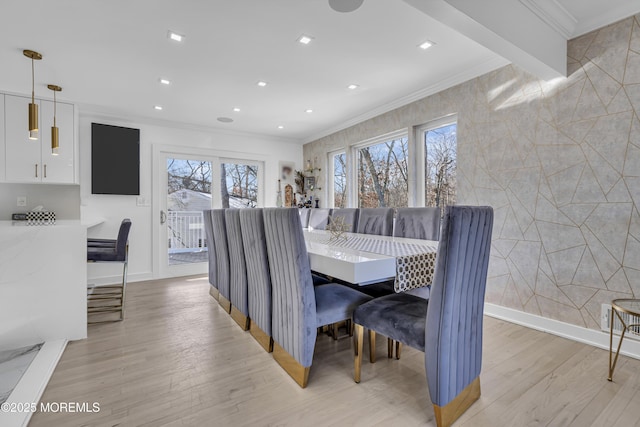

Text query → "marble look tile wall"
[304,14,640,330]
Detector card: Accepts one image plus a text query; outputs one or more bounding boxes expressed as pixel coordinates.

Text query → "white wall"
[79,113,302,284]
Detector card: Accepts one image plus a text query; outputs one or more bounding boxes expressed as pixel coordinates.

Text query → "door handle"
[44,164,47,178]
[35,163,38,178]
[160,210,166,225]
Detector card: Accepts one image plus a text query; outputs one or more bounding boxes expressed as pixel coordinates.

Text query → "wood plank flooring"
[29,275,640,426]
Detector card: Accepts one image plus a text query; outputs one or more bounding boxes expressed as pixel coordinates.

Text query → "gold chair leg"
[230,306,250,331]
[396,342,402,359]
[249,321,273,353]
[433,377,481,427]
[368,330,376,363]
[218,295,231,313]
[354,324,364,383]
[209,286,219,301]
[273,342,310,388]
[388,338,393,358]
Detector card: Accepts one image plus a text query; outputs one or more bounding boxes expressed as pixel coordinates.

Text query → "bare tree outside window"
[333,152,347,208]
[168,159,212,196]
[424,123,456,213]
[358,136,409,208]
[221,162,258,208]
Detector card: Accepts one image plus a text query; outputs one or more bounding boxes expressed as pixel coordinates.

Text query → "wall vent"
[601,303,640,341]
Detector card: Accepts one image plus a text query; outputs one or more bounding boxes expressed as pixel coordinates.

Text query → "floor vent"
[601,303,640,341]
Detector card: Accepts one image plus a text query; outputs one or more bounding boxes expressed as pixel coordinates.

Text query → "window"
[332,151,347,208]
[221,161,259,208]
[421,122,457,210]
[356,133,409,208]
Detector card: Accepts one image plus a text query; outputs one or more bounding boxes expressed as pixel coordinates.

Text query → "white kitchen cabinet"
[4,94,76,184]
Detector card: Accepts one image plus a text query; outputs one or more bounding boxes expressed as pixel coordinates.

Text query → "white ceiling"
[0,0,637,143]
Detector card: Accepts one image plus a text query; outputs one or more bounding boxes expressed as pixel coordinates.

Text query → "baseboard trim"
[484,303,640,360]
[1,339,67,427]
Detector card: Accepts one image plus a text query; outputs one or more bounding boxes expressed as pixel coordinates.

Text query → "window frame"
[414,115,458,207]
[327,148,347,208]
[349,129,409,209]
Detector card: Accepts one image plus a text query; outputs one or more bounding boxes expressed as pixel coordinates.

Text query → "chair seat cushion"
[315,284,372,327]
[354,293,428,351]
[87,247,123,262]
[87,238,117,248]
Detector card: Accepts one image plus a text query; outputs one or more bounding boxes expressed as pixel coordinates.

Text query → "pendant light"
[47,84,62,155]
[23,49,42,140]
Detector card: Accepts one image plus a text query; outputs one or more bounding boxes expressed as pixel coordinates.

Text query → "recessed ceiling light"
[168,30,184,42]
[257,81,268,87]
[418,40,434,50]
[233,107,241,112]
[347,84,359,90]
[159,78,171,85]
[305,109,313,113]
[277,125,284,129]
[298,34,314,45]
[154,105,163,110]
[217,117,233,123]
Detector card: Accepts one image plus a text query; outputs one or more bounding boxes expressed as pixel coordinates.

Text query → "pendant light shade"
[47,85,62,156]
[23,49,42,140]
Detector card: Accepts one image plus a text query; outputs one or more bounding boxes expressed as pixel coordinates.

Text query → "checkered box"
[26,211,56,224]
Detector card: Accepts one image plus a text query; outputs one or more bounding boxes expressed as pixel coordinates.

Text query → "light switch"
[17,196,27,207]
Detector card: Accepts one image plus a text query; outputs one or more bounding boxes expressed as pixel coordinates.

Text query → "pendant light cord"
[31,58,35,103]
[53,89,57,127]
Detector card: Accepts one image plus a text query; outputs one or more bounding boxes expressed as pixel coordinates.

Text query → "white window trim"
[349,129,409,208]
[327,148,346,208]
[414,114,458,207]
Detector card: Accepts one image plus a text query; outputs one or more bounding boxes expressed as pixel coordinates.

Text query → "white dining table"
[303,229,438,288]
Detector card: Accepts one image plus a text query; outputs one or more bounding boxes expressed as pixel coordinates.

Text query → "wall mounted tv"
[91,123,140,195]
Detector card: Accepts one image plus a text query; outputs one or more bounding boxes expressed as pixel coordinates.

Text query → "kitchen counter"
[0,220,87,351]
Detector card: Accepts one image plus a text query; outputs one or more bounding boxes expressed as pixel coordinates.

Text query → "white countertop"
[0,220,95,228]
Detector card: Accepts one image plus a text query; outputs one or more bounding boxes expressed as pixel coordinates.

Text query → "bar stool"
[87,219,132,323]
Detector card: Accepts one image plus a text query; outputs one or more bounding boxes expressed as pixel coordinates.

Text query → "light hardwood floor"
[30,276,640,426]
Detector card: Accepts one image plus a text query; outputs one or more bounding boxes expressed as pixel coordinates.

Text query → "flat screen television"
[91,123,140,195]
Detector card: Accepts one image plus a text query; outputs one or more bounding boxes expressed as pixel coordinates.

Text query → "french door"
[153,146,264,279]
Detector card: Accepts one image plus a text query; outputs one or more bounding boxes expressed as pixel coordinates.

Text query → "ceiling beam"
[403,0,567,80]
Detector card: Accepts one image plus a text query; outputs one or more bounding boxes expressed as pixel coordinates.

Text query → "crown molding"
[303,54,509,144]
[572,3,640,38]
[519,0,577,39]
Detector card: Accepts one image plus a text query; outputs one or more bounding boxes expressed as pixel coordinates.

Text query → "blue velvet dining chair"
[211,209,232,313]
[352,206,494,427]
[308,208,331,230]
[239,209,273,352]
[225,209,250,330]
[328,208,359,232]
[263,208,372,388]
[202,209,219,301]
[393,207,441,241]
[356,208,394,236]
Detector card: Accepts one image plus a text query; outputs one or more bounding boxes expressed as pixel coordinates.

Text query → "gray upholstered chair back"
[298,208,310,228]
[263,208,317,367]
[393,207,441,240]
[329,208,359,232]
[211,209,231,300]
[356,208,393,236]
[225,209,249,316]
[239,209,272,336]
[202,210,217,289]
[424,206,493,408]
[308,208,331,230]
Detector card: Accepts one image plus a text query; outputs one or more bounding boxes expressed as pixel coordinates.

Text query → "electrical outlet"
[17,196,27,207]
[136,196,148,206]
